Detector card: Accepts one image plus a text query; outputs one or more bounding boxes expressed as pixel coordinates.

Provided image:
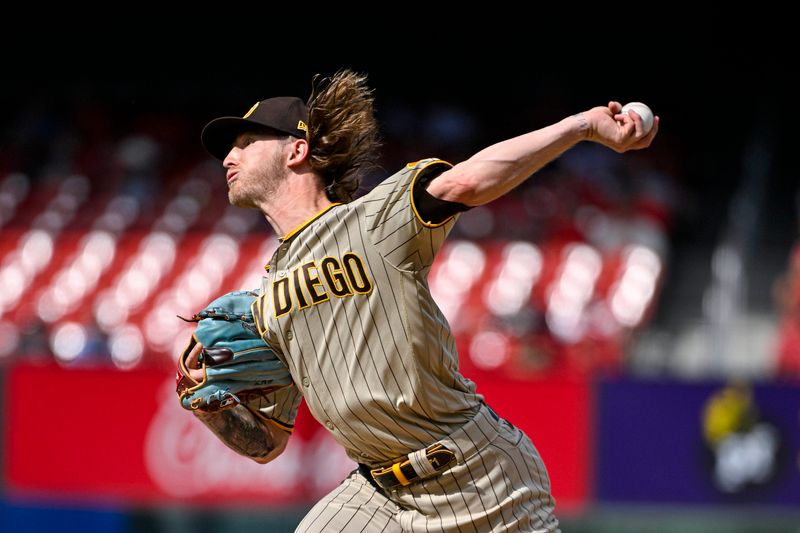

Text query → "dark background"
[3,47,794,239]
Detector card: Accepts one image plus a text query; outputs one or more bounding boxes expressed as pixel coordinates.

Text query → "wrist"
[569,113,590,140]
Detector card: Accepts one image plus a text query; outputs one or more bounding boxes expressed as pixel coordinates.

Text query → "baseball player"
[185,70,658,532]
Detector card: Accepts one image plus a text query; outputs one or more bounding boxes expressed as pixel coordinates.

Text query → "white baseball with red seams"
[621,102,654,134]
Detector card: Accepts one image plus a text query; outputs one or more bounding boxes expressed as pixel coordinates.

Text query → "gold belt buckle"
[424,443,455,470]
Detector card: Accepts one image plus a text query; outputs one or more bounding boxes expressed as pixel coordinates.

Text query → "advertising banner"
[5,363,353,505]
[597,378,800,505]
[5,363,591,510]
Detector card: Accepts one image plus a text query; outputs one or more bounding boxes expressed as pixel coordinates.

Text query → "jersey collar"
[279,203,342,243]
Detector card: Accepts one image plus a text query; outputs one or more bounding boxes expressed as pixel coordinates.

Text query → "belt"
[361,406,501,491]
[366,443,456,490]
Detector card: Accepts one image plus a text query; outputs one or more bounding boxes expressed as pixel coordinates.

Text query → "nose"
[223,147,240,168]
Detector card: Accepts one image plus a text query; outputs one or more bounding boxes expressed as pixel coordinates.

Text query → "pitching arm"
[426,101,659,207]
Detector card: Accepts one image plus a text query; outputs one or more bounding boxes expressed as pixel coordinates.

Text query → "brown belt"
[366,443,456,490]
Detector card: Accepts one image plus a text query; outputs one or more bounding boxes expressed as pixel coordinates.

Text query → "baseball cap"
[201,96,309,160]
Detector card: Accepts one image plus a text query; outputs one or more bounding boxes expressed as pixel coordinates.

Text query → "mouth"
[226,170,239,184]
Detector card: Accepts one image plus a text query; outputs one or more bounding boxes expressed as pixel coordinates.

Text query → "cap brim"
[201,117,273,161]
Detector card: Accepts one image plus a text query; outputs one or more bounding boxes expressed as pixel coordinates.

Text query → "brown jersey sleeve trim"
[414,177,472,225]
[408,159,459,228]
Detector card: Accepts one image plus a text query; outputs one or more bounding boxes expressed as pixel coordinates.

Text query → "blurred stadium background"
[2,55,799,532]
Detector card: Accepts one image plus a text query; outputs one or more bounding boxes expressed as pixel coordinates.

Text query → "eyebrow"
[233,130,279,149]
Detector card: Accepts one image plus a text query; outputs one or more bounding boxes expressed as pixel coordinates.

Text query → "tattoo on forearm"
[195,405,274,460]
[572,113,589,135]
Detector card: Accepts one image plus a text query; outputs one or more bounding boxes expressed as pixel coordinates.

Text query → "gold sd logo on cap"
[297,120,308,133]
[243,102,260,118]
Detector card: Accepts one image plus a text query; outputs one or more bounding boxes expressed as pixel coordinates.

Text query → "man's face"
[223,131,288,208]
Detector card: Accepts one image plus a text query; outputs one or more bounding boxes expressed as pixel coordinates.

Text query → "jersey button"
[277,270,287,278]
[302,377,309,387]
[325,420,334,430]
[285,330,293,340]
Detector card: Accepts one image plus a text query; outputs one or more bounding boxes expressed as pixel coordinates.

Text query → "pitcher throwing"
[182,70,658,532]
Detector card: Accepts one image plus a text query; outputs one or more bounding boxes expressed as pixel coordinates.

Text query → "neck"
[257,171,333,238]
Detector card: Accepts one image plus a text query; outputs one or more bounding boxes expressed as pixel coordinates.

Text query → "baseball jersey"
[250,158,483,465]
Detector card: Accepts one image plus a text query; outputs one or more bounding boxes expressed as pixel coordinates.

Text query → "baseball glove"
[175,290,293,412]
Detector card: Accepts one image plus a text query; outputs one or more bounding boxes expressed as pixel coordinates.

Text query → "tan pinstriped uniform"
[250,159,559,532]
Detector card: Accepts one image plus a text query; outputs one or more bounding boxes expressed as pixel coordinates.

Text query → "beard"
[228,149,287,209]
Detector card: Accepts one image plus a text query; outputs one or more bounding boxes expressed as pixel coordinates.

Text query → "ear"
[286,138,310,169]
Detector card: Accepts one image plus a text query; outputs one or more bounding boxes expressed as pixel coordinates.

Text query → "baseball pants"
[296,404,560,532]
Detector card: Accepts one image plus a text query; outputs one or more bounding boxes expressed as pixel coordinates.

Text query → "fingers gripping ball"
[175,290,292,412]
[621,102,654,135]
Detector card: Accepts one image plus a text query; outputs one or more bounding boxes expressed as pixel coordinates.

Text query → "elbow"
[445,181,493,207]
[250,429,290,464]
[250,444,284,464]
[448,183,483,207]
[429,167,484,206]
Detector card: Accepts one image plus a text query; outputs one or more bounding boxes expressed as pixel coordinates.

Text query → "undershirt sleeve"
[411,165,472,225]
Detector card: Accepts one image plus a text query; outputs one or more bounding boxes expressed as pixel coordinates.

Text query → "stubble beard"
[228,151,287,210]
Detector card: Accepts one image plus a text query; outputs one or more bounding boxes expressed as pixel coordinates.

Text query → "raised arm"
[427,101,659,207]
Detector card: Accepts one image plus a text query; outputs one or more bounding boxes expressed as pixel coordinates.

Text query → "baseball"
[621,102,654,135]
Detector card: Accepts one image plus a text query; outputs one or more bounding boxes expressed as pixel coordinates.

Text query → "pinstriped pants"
[296,405,560,532]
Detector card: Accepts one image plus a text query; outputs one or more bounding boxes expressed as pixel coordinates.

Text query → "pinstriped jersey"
[249,158,482,465]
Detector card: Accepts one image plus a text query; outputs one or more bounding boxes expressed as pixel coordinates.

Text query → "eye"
[236,136,255,149]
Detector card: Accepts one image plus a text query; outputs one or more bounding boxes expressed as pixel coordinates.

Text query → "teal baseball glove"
[175,290,292,412]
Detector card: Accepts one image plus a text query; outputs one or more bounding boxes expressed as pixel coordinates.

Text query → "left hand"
[583,101,659,153]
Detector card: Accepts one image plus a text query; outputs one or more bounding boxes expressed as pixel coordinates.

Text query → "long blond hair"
[306,70,381,202]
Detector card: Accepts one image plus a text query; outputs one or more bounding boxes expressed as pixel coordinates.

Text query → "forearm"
[193,404,286,464]
[427,114,587,206]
